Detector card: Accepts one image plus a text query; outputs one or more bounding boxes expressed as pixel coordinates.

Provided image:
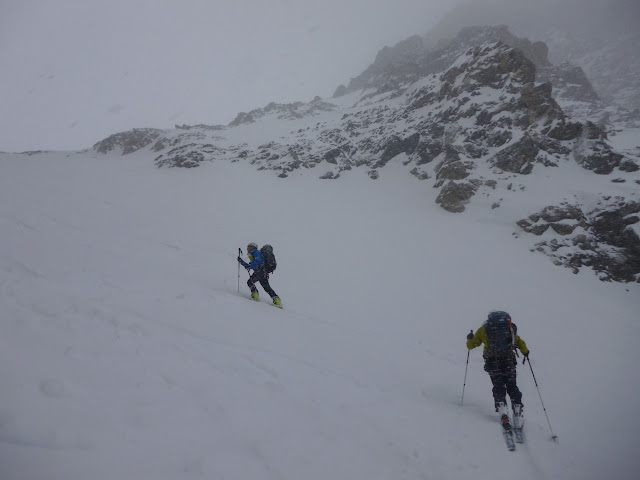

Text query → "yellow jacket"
[467,324,529,356]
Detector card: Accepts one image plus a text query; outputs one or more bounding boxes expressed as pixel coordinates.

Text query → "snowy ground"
[1,149,638,480]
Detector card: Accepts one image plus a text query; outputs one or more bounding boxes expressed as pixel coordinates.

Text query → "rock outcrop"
[518,199,640,282]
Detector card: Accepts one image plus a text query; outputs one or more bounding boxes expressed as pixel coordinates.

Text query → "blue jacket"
[248,249,264,270]
[240,249,264,270]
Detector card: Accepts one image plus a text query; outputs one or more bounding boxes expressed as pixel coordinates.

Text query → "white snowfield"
[0,149,638,480]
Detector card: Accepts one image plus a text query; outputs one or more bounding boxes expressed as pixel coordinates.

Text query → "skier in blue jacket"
[238,242,282,308]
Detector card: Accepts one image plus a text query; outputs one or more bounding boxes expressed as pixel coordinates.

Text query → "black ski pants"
[484,354,522,407]
[247,268,278,299]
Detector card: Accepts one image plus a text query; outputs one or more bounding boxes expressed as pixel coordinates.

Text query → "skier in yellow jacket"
[467,311,529,427]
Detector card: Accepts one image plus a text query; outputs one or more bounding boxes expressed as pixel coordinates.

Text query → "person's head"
[247,242,258,253]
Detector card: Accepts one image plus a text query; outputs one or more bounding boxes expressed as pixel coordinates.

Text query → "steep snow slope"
[0,151,638,480]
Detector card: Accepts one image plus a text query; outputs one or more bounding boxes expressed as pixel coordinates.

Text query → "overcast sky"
[0,0,460,152]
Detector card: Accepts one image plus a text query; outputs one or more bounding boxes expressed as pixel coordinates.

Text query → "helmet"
[247,242,258,251]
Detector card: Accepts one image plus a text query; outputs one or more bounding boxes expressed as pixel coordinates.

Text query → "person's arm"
[467,325,485,350]
[515,335,529,356]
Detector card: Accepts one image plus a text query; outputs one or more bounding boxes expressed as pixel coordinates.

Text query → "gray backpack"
[260,244,277,273]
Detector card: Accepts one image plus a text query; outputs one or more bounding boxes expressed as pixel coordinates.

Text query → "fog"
[427,0,640,50]
[0,0,460,152]
[3,0,637,152]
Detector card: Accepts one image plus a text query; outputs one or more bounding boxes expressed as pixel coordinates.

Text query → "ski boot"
[512,404,524,429]
[272,297,283,309]
[496,402,512,432]
[512,403,524,443]
[250,291,260,301]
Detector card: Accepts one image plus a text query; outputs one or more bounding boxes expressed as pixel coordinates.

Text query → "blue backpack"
[484,311,515,356]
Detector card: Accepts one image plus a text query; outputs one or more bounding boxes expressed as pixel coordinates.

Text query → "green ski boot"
[273,297,283,309]
[250,292,260,301]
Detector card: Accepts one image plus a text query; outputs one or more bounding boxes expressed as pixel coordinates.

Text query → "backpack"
[484,311,515,356]
[260,244,277,273]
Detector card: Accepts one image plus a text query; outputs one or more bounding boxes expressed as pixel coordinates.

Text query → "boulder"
[436,181,478,212]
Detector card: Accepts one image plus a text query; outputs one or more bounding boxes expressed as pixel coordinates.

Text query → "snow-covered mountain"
[90,26,640,283]
[423,0,640,115]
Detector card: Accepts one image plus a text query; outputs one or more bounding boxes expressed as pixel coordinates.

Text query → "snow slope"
[1,150,638,480]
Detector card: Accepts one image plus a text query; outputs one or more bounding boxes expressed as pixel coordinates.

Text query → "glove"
[467,330,474,340]
[522,350,530,364]
[237,256,248,267]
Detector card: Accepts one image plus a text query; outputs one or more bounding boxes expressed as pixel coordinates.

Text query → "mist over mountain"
[422,0,640,111]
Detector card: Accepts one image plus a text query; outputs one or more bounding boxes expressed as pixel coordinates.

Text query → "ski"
[503,429,516,451]
[514,427,524,444]
[501,414,516,451]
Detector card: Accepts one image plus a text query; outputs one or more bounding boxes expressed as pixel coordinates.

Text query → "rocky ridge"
[422,0,640,115]
[91,26,639,282]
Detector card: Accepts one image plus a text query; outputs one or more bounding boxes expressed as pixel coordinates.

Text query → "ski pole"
[526,356,558,442]
[237,248,242,293]
[461,347,470,406]
[461,329,473,406]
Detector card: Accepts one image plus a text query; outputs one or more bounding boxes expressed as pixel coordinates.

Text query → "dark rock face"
[376,133,421,167]
[414,140,443,165]
[492,136,538,174]
[436,181,478,212]
[320,171,340,180]
[519,200,640,282]
[575,140,624,174]
[93,128,163,154]
[518,82,561,124]
[436,160,473,181]
[409,167,430,180]
[545,121,583,141]
[539,205,584,223]
[619,159,639,172]
[154,144,223,168]
[516,219,550,236]
[229,100,335,127]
